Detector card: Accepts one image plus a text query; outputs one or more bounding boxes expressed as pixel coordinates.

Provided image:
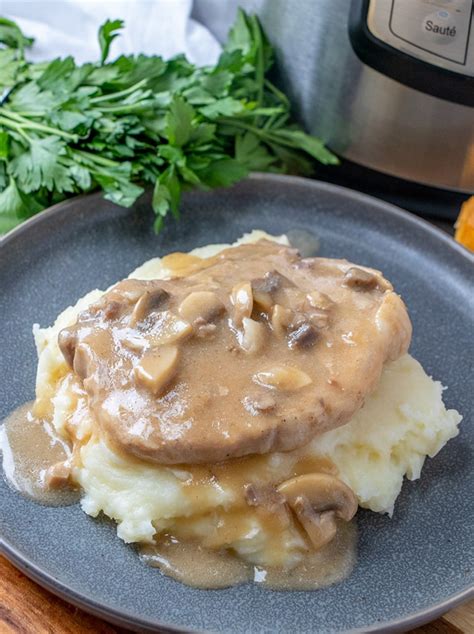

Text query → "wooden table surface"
[1,555,472,633]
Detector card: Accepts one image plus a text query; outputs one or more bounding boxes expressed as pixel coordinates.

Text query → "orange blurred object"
[454,196,474,252]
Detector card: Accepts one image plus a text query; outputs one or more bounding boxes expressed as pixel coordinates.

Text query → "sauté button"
[422,10,459,44]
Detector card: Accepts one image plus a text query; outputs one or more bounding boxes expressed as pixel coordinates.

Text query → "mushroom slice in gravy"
[277,474,358,550]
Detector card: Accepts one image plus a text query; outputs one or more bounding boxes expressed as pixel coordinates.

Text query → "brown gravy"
[139,520,356,590]
[0,402,80,506]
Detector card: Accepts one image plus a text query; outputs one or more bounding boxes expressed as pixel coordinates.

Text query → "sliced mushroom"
[240,317,266,354]
[307,310,329,329]
[294,257,317,270]
[134,345,179,395]
[149,310,192,345]
[178,291,224,325]
[193,317,217,338]
[251,271,288,313]
[252,290,273,313]
[305,291,333,311]
[245,483,266,506]
[277,473,358,550]
[244,484,290,528]
[130,288,169,326]
[251,270,283,294]
[103,300,122,320]
[242,391,276,415]
[58,328,77,368]
[44,460,72,489]
[231,282,253,327]
[253,365,312,391]
[288,322,319,349]
[72,342,94,379]
[343,267,378,291]
[120,333,148,353]
[271,304,293,338]
[106,280,152,305]
[245,483,285,510]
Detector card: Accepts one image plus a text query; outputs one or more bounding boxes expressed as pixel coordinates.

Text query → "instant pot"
[194,0,474,218]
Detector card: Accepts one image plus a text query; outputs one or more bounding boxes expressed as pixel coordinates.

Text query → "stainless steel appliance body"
[193,0,474,192]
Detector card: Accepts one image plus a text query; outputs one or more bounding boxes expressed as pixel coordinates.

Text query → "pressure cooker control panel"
[367,0,474,75]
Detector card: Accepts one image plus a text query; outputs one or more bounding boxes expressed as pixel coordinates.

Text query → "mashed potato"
[32,231,461,569]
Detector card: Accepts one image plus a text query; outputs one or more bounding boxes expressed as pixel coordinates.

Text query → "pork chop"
[59,240,412,464]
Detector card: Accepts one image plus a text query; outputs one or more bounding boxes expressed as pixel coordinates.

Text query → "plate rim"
[1,173,473,633]
[1,539,473,634]
[1,172,473,266]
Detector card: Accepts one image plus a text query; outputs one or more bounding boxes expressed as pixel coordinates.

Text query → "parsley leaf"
[270,129,340,165]
[199,97,244,118]
[198,158,248,188]
[10,137,74,193]
[98,19,124,65]
[0,17,33,55]
[0,49,23,90]
[152,165,181,221]
[235,132,275,171]
[165,96,195,147]
[0,177,41,221]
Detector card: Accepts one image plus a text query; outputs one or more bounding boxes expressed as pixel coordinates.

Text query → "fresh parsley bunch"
[0,11,338,234]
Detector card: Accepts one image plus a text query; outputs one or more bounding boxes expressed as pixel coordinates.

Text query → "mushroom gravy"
[58,240,411,465]
[0,402,80,506]
[139,520,357,590]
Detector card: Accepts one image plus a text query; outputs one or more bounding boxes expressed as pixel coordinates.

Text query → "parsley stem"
[255,43,264,109]
[248,16,264,108]
[96,102,154,114]
[89,79,148,104]
[0,116,32,142]
[0,109,78,141]
[218,118,268,139]
[73,149,121,167]
[218,118,309,151]
[264,80,290,109]
[249,15,264,129]
[236,107,284,118]
[263,115,277,131]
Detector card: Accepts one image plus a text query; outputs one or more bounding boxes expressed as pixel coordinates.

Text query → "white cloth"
[0,0,222,66]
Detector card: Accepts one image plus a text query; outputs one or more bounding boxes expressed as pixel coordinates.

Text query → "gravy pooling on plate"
[0,232,461,590]
[0,402,80,506]
[139,519,357,590]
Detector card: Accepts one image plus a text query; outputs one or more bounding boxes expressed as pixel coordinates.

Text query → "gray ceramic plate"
[0,175,473,633]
